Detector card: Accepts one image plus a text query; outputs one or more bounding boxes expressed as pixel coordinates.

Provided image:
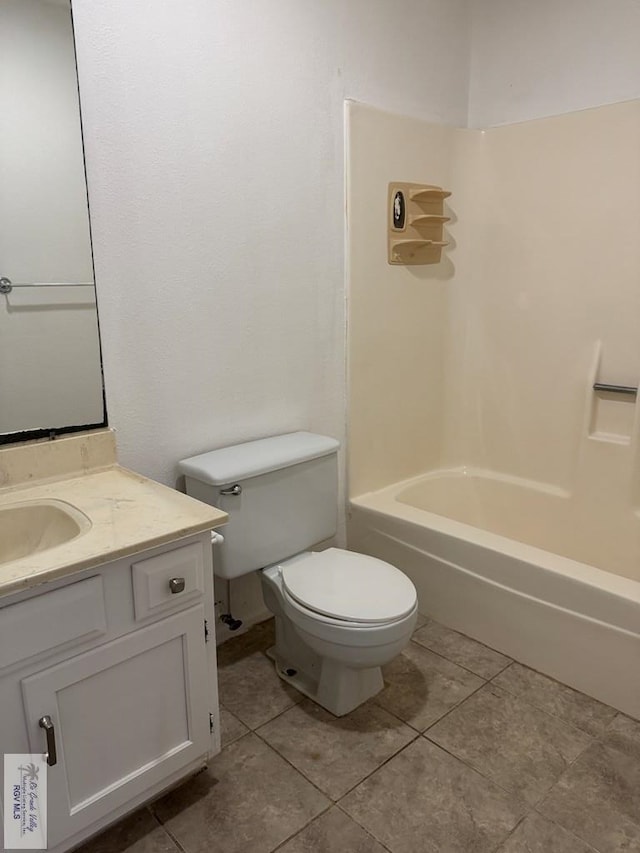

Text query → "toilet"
[179,431,417,716]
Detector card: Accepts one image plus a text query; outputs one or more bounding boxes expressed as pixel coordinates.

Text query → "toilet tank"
[178,432,340,579]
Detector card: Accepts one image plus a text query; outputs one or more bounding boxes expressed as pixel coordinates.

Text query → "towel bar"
[593,383,638,396]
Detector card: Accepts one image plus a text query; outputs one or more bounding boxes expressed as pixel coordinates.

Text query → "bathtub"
[348,468,640,718]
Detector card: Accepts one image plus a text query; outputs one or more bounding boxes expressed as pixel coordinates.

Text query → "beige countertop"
[0,436,227,598]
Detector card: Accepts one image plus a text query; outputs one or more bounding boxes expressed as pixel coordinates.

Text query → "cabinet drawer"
[0,576,106,671]
[132,542,204,620]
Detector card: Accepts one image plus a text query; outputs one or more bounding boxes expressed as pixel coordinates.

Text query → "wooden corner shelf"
[388,182,452,266]
[409,214,450,226]
[392,239,449,250]
[409,187,452,202]
[390,239,449,263]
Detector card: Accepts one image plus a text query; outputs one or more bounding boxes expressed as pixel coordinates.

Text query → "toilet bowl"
[261,548,417,716]
[179,431,418,717]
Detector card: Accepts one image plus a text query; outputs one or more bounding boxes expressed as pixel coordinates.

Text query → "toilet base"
[266,644,384,717]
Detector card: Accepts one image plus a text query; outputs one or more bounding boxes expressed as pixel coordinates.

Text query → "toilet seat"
[280,548,417,625]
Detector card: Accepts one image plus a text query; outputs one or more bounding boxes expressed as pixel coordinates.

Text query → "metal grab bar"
[593,383,638,396]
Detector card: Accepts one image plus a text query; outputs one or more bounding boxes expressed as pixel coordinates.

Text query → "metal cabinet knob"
[38,715,57,767]
[169,577,186,594]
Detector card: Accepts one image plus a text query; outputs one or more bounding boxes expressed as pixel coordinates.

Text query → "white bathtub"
[348,468,640,718]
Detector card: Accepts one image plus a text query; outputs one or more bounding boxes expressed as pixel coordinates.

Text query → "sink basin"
[0,499,92,565]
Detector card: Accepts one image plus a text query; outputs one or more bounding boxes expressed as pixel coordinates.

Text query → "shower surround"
[346,100,640,717]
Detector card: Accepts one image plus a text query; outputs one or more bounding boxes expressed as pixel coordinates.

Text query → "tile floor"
[79,616,640,853]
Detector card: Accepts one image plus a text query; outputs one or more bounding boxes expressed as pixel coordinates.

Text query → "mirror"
[0,0,106,443]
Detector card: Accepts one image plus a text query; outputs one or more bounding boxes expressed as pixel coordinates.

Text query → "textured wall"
[469,0,640,127]
[71,0,470,491]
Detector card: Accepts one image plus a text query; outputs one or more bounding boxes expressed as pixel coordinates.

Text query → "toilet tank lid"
[178,431,340,485]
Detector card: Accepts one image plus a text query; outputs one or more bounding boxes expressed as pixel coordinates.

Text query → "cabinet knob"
[169,577,186,594]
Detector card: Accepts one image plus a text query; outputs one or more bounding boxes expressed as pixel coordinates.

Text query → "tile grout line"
[249,695,304,730]
[148,805,189,853]
[489,807,608,853]
[224,693,304,735]
[418,674,490,734]
[529,730,614,850]
[332,730,422,802]
[484,668,619,738]
[334,801,397,853]
[419,730,532,807]
[516,693,602,813]
[254,714,421,804]
[252,726,339,803]
[408,636,497,680]
[413,627,622,736]
[423,673,602,747]
[268,800,335,853]
[529,808,604,853]
[410,633,513,681]
[419,712,599,839]
[422,701,596,816]
[369,697,428,735]
[487,813,528,853]
[269,803,396,853]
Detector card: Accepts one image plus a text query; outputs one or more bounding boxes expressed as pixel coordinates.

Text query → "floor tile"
[493,663,618,736]
[277,807,388,853]
[607,713,640,745]
[75,809,177,853]
[496,813,597,852]
[219,705,249,747]
[341,738,524,853]
[217,649,302,729]
[258,698,415,800]
[216,619,275,665]
[152,734,329,853]
[374,640,484,731]
[413,620,511,679]
[539,715,640,852]
[427,684,592,805]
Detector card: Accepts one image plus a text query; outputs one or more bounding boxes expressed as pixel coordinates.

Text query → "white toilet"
[179,431,417,716]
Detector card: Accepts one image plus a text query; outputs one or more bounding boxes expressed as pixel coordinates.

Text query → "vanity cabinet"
[0,531,220,853]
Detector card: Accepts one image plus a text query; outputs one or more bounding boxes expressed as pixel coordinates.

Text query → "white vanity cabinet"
[0,531,220,853]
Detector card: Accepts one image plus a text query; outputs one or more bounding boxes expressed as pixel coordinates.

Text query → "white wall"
[469,0,640,127]
[71,0,470,490]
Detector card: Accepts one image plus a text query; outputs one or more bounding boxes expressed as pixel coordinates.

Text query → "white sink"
[0,499,91,564]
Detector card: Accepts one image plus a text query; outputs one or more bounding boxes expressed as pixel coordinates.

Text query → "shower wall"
[444,99,640,495]
[348,99,640,500]
[346,102,461,497]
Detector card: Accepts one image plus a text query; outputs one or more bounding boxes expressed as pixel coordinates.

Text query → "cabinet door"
[22,606,210,848]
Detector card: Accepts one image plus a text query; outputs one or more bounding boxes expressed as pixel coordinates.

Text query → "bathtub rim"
[350,466,640,606]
